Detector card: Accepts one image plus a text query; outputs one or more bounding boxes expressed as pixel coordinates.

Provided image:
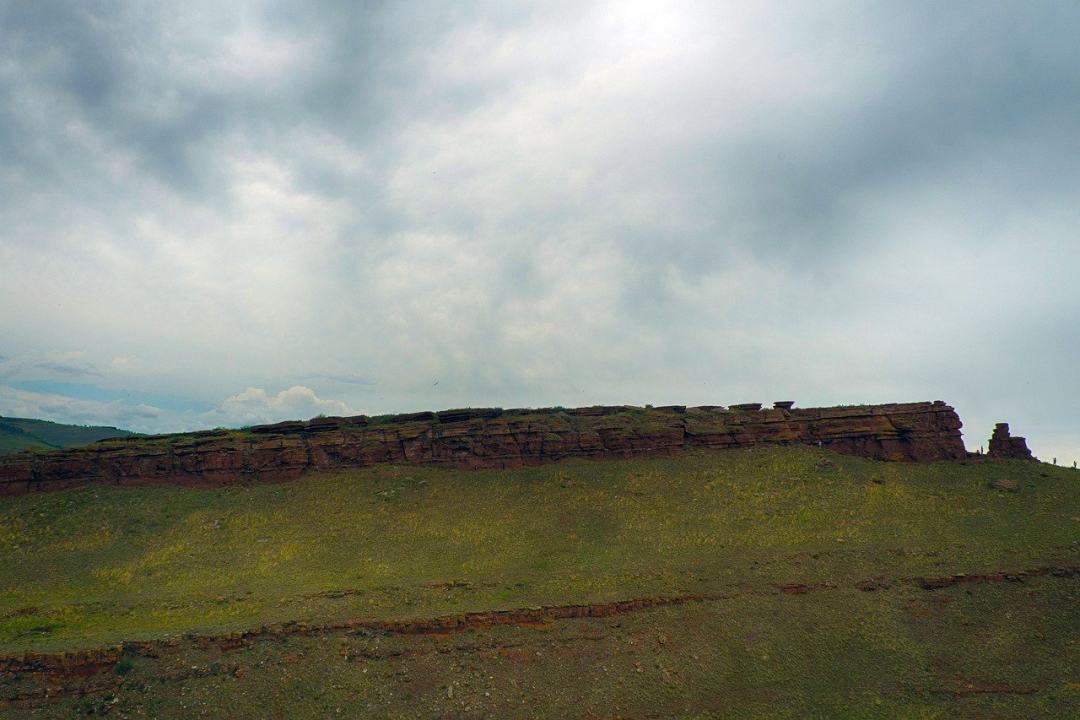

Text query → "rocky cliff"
[987,422,1035,460]
[0,401,967,496]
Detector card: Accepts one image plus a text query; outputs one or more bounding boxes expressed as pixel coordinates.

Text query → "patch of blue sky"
[9,381,213,414]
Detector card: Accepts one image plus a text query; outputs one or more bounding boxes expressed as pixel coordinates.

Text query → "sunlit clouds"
[1,1,1078,461]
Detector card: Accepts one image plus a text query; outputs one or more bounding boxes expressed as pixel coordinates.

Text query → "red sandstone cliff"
[0,401,967,496]
[986,422,1036,460]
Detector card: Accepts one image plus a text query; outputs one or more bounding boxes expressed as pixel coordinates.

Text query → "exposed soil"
[5,563,1075,686]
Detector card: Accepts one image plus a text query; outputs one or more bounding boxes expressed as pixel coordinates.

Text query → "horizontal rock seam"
[3,563,1076,680]
[0,400,967,496]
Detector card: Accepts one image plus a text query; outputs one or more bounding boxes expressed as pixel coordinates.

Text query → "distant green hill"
[0,416,136,455]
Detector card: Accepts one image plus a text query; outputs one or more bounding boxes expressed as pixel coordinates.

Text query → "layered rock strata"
[986,422,1035,460]
[0,401,967,496]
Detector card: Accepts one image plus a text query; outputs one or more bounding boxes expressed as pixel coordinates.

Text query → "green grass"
[1,446,1077,655]
[4,577,1078,719]
[1,445,1079,718]
[0,416,135,456]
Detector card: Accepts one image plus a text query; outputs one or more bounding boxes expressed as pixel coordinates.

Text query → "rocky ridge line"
[0,400,967,496]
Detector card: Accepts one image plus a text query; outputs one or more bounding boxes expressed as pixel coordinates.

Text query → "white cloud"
[200,386,358,428]
[109,356,140,372]
[0,386,164,429]
[0,384,358,435]
[0,1,1078,462]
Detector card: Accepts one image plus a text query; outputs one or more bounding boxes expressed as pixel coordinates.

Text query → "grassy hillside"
[0,416,135,456]
[1,446,1078,718]
[8,577,1077,719]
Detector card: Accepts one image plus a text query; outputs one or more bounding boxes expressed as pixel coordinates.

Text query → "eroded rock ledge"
[0,400,966,496]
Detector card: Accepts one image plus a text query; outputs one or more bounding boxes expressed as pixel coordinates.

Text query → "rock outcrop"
[0,401,967,496]
[986,422,1035,460]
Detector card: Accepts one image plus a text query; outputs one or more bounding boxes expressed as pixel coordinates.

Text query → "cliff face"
[0,401,966,496]
[987,422,1035,460]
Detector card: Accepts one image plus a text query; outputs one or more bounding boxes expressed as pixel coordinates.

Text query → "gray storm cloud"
[1,1,1078,461]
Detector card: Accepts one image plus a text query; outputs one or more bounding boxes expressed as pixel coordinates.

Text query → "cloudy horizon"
[1,2,1078,463]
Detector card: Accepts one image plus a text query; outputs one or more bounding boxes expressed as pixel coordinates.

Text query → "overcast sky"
[1,1,1078,462]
